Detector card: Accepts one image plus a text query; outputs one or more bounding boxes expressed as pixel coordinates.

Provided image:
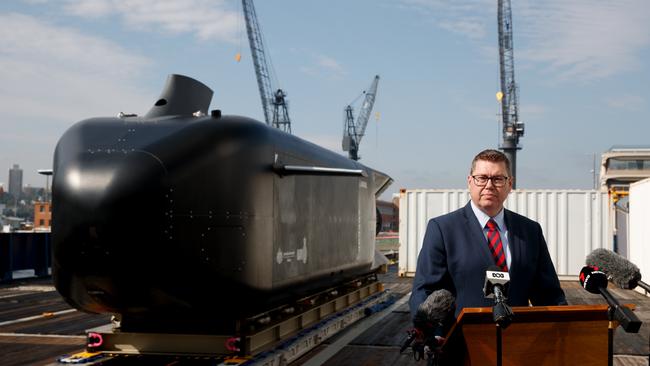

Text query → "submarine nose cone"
[54,150,167,216]
[53,150,168,313]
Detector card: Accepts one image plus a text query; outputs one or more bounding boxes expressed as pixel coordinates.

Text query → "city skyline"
[2,163,49,195]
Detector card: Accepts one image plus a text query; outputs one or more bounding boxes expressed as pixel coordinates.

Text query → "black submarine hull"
[52,75,392,331]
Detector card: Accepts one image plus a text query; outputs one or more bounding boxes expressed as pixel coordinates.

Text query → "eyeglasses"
[471,175,510,187]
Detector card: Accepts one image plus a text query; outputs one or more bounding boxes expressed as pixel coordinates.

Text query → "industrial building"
[600,146,650,189]
[599,146,650,258]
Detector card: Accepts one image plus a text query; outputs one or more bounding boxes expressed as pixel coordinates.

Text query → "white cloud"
[300,54,346,79]
[317,55,344,74]
[605,94,646,110]
[0,12,154,185]
[317,56,342,71]
[517,0,650,81]
[61,0,240,42]
[399,0,492,40]
[0,12,152,123]
[400,0,650,81]
[439,17,486,40]
[63,0,113,17]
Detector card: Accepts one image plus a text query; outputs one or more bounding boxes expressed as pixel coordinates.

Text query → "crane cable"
[347,90,366,108]
[260,24,282,92]
[236,1,282,93]
[235,0,242,62]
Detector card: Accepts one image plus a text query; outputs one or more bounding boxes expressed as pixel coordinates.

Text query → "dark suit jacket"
[409,201,567,319]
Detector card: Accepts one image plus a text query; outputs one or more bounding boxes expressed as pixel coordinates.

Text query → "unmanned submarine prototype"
[52,74,392,331]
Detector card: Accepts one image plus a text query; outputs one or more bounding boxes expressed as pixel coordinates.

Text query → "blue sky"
[1,0,649,199]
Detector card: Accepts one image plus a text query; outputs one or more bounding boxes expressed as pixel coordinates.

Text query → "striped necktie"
[486,219,508,272]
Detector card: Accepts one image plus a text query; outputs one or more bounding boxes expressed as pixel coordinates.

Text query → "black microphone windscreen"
[586,248,641,289]
[579,266,608,294]
[414,289,456,327]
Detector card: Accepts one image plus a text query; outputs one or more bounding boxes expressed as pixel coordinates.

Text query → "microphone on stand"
[483,265,514,329]
[579,265,642,333]
[586,248,650,292]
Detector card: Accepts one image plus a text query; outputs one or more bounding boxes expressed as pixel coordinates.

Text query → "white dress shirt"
[470,200,512,269]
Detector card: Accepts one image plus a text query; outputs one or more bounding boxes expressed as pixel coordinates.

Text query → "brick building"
[33,202,51,231]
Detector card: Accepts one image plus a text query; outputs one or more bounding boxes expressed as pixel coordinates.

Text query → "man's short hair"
[470,149,512,176]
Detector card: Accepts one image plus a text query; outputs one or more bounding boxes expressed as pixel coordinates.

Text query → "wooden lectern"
[440,305,613,366]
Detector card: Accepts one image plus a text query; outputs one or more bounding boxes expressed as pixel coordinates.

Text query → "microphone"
[579,265,642,333]
[483,266,514,329]
[401,289,456,359]
[586,248,649,291]
[414,288,456,331]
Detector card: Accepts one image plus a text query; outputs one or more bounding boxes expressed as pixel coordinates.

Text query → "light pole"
[37,169,53,202]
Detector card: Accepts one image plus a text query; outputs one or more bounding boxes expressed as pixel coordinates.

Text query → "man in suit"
[409,149,566,321]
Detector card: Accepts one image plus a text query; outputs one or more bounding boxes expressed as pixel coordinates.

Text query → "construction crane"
[241,0,291,134]
[342,75,380,161]
[497,0,524,188]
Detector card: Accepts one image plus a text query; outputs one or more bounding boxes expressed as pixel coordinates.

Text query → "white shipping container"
[398,189,611,277]
[629,178,650,284]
